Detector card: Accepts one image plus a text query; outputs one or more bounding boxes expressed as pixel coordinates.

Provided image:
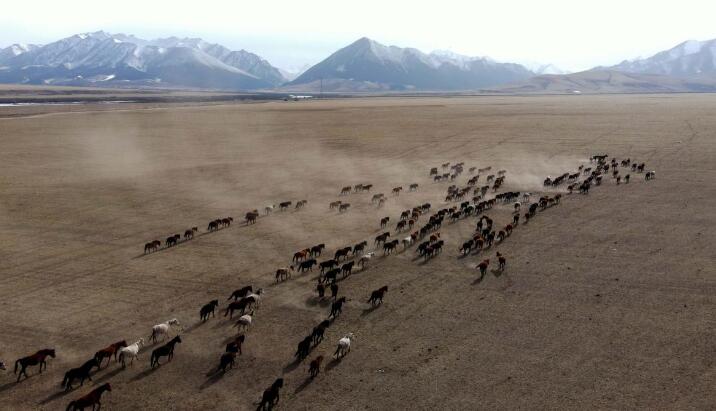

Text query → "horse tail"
[66,401,76,411]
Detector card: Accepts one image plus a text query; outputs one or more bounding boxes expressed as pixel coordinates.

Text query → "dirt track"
[0,95,714,410]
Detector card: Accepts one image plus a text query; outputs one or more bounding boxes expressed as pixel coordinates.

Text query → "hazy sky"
[2,0,716,72]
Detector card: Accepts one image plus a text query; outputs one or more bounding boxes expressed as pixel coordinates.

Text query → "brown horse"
[66,383,111,411]
[94,340,127,368]
[309,355,323,378]
[14,348,55,382]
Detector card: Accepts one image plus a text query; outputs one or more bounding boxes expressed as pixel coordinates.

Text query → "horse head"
[137,338,145,347]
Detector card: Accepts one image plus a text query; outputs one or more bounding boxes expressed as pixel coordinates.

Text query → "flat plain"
[0,94,714,410]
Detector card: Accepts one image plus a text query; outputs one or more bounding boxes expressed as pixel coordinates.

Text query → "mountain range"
[2,32,716,93]
[286,38,534,91]
[0,31,285,89]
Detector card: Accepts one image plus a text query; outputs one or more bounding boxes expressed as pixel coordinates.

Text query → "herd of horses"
[5,153,653,410]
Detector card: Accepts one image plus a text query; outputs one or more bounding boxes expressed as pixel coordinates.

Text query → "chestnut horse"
[94,340,127,368]
[66,383,111,411]
[14,348,55,382]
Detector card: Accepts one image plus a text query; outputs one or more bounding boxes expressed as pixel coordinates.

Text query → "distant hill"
[0,31,285,90]
[604,39,716,76]
[287,37,534,91]
[486,70,716,94]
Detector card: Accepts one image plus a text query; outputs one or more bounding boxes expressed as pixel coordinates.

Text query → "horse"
[645,170,656,180]
[257,378,284,410]
[409,183,419,191]
[383,239,399,255]
[165,235,178,247]
[352,241,367,255]
[334,247,350,261]
[184,227,198,240]
[310,244,325,257]
[334,333,354,358]
[297,258,316,273]
[94,340,127,368]
[293,249,310,262]
[380,216,390,228]
[392,186,402,195]
[144,240,160,253]
[329,297,347,319]
[340,186,352,195]
[200,300,219,321]
[66,383,111,411]
[275,266,294,282]
[329,200,342,209]
[150,335,182,368]
[228,285,253,301]
[14,348,55,382]
[295,200,308,209]
[497,252,506,271]
[244,289,264,310]
[309,355,323,378]
[117,339,144,367]
[339,203,351,212]
[208,220,219,231]
[225,298,252,318]
[226,335,246,355]
[311,320,330,344]
[358,252,375,268]
[322,268,340,284]
[279,201,292,210]
[341,261,355,278]
[151,319,181,343]
[245,211,259,225]
[264,204,275,215]
[319,259,337,274]
[295,335,313,361]
[235,311,255,332]
[62,358,100,391]
[367,286,388,306]
[218,352,236,373]
[477,259,490,277]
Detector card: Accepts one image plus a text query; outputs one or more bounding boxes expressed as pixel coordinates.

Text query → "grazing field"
[0,94,714,410]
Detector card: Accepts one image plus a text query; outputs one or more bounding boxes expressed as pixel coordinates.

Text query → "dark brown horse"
[257,378,284,410]
[200,300,219,321]
[226,335,246,355]
[309,355,323,378]
[14,348,55,382]
[150,335,182,368]
[66,383,111,411]
[94,340,127,368]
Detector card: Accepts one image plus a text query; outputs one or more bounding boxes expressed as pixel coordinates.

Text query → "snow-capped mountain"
[288,37,534,91]
[520,61,569,75]
[0,31,286,90]
[605,39,716,76]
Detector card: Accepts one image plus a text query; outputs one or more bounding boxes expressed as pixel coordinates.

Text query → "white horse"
[402,236,414,249]
[358,252,376,268]
[334,333,355,358]
[234,310,254,331]
[264,205,275,215]
[118,338,145,367]
[151,318,181,343]
[245,289,264,309]
[522,193,531,203]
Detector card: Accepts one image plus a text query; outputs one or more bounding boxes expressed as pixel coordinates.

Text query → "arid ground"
[0,94,714,410]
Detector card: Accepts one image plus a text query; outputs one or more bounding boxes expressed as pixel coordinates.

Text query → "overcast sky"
[2,0,716,72]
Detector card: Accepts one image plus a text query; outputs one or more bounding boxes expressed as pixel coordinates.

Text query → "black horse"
[218,352,236,373]
[200,300,219,321]
[257,378,284,410]
[329,297,347,319]
[295,335,313,361]
[62,358,100,391]
[150,336,182,368]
